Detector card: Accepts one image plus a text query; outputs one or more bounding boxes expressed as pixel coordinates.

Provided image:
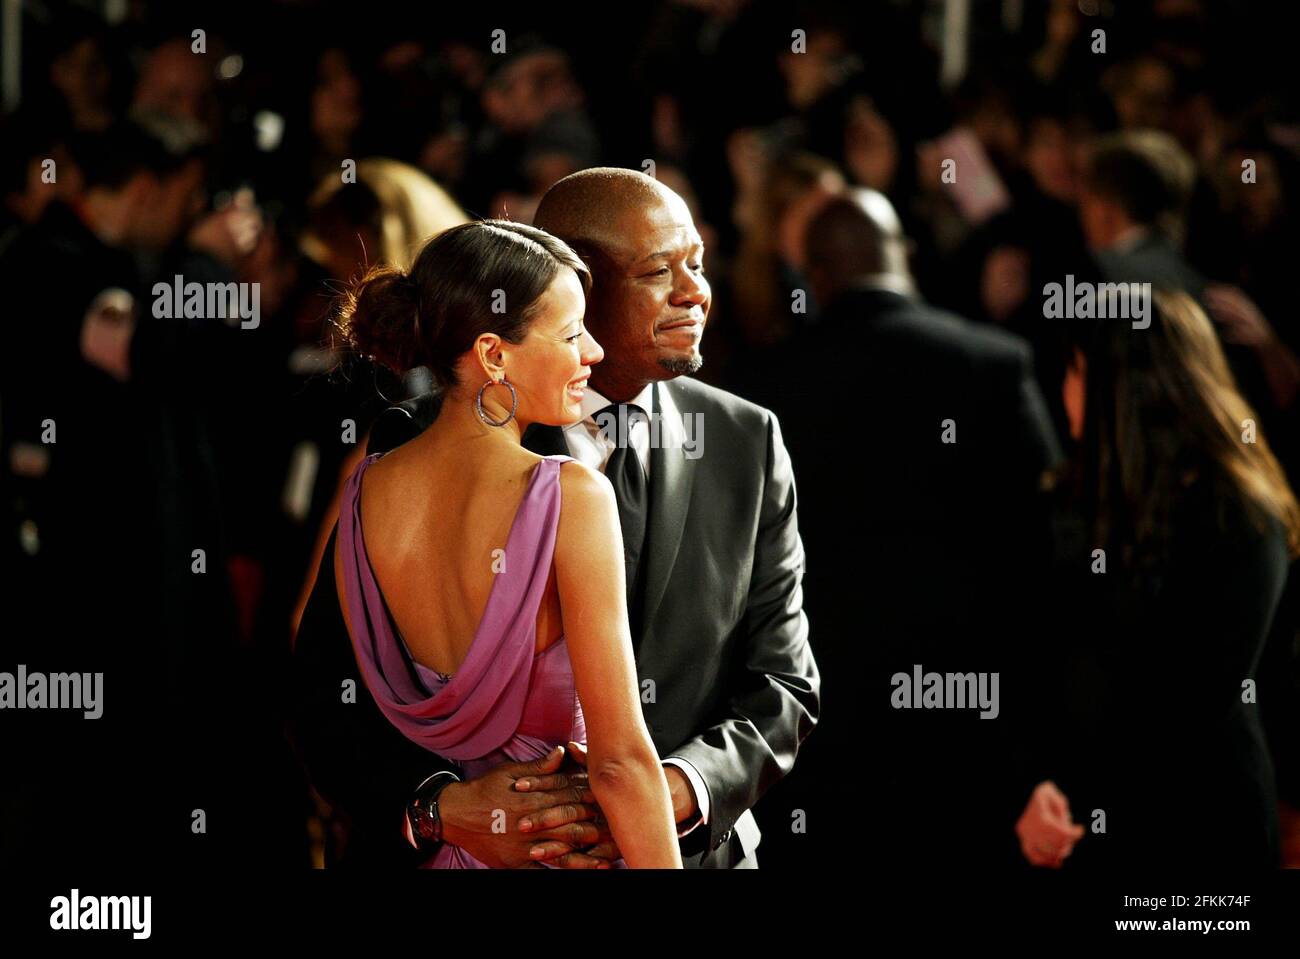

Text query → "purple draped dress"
[338,451,622,868]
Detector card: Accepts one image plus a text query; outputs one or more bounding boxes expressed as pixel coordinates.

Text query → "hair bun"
[336,266,424,374]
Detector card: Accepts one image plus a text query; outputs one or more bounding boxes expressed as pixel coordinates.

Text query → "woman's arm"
[554,461,682,868]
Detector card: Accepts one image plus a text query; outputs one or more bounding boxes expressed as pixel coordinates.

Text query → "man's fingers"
[566,741,588,766]
[508,746,565,778]
[518,802,596,833]
[512,772,591,795]
[525,841,574,863]
[548,850,610,869]
[583,841,620,861]
[532,821,602,847]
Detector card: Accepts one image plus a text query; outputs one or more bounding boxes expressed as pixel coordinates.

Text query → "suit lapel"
[640,381,696,634]
[521,394,695,645]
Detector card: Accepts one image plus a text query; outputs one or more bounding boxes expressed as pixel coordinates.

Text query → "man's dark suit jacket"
[767,285,1062,866]
[1094,231,1206,301]
[1094,232,1276,420]
[290,376,820,868]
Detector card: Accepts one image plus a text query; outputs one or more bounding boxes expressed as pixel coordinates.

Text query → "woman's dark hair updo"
[335,220,592,388]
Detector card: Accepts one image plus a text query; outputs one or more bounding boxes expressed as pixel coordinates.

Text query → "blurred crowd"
[2,0,1298,869]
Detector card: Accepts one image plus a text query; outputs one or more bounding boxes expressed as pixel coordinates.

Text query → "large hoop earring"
[475,376,518,427]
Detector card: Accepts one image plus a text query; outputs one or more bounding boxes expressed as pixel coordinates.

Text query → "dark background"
[1,0,1298,884]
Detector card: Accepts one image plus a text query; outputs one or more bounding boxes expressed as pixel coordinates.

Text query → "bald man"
[776,187,1063,867]
[292,169,819,869]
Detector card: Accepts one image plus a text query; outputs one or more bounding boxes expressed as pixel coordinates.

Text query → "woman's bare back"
[334,434,565,677]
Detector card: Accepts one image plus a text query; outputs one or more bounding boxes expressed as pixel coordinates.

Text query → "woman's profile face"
[508,269,603,427]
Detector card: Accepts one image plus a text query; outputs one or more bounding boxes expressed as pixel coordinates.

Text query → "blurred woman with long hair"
[1017,289,1299,871]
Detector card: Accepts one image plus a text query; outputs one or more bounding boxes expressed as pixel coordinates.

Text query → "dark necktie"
[598,402,650,615]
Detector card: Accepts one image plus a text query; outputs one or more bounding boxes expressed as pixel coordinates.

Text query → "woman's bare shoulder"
[557,457,614,501]
[556,459,618,555]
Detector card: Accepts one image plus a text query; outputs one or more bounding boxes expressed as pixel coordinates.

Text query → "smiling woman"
[293,216,683,869]
[335,219,593,395]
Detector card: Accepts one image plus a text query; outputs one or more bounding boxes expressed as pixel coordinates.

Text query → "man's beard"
[659,354,704,376]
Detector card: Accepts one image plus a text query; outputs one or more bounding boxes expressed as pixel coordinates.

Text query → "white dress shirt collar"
[578,381,656,421]
[562,380,678,478]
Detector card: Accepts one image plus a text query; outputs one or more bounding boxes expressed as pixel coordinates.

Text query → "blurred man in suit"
[772,187,1063,867]
[1078,130,1203,298]
[1079,129,1299,422]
